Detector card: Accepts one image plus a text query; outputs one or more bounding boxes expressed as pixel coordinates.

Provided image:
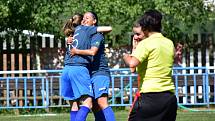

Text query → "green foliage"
[0,0,34,32]
[155,0,212,43]
[0,0,214,47]
[0,1,9,29]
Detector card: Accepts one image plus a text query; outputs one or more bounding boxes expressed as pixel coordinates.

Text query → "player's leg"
[69,66,94,121]
[92,75,115,121]
[75,96,93,121]
[92,100,105,121]
[98,96,115,121]
[61,66,78,121]
[69,100,79,121]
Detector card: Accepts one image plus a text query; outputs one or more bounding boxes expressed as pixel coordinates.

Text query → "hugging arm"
[97,26,112,33]
[69,26,110,56]
[71,47,98,56]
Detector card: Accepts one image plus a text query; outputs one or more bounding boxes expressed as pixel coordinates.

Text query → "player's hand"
[67,36,73,45]
[70,47,77,56]
[132,39,138,50]
[123,53,130,60]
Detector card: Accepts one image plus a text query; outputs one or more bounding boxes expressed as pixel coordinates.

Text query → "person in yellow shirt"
[123,9,177,121]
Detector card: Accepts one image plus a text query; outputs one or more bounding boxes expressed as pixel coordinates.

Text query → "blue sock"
[70,111,78,121]
[94,110,105,121]
[75,106,90,121]
[103,106,116,121]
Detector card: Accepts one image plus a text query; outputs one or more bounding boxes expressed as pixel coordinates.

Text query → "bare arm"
[97,26,112,33]
[123,54,140,69]
[128,37,141,72]
[70,47,99,56]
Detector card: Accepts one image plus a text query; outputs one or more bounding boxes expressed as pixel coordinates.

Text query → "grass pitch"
[0,110,215,121]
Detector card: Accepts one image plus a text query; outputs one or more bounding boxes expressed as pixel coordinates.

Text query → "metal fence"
[0,67,214,109]
[173,66,215,106]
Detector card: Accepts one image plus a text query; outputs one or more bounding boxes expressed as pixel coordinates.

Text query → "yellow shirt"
[132,33,175,93]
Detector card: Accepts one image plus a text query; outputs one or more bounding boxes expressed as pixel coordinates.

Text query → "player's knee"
[81,96,93,109]
[69,101,79,111]
[97,97,108,109]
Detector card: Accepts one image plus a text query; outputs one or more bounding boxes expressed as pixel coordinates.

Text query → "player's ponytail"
[63,19,75,37]
[63,13,83,37]
[72,13,83,27]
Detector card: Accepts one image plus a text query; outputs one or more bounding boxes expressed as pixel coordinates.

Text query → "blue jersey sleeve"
[81,25,97,36]
[91,33,104,48]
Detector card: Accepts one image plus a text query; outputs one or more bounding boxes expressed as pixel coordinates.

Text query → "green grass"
[0,110,215,121]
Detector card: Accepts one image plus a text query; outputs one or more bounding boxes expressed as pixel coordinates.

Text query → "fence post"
[18,34,24,107]
[190,51,195,104]
[197,50,203,99]
[182,49,186,104]
[205,67,210,107]
[45,74,49,112]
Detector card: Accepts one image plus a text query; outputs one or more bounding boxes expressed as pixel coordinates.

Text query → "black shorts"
[128,91,177,121]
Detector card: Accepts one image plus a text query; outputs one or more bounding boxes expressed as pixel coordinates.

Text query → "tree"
[0,0,214,47]
[155,0,212,43]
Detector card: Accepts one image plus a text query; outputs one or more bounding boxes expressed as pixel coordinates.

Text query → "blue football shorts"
[91,75,110,99]
[61,65,93,100]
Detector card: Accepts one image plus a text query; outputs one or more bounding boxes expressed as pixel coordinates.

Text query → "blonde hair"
[63,13,83,37]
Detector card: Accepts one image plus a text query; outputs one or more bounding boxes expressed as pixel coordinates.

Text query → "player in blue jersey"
[70,11,116,121]
[62,13,112,121]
